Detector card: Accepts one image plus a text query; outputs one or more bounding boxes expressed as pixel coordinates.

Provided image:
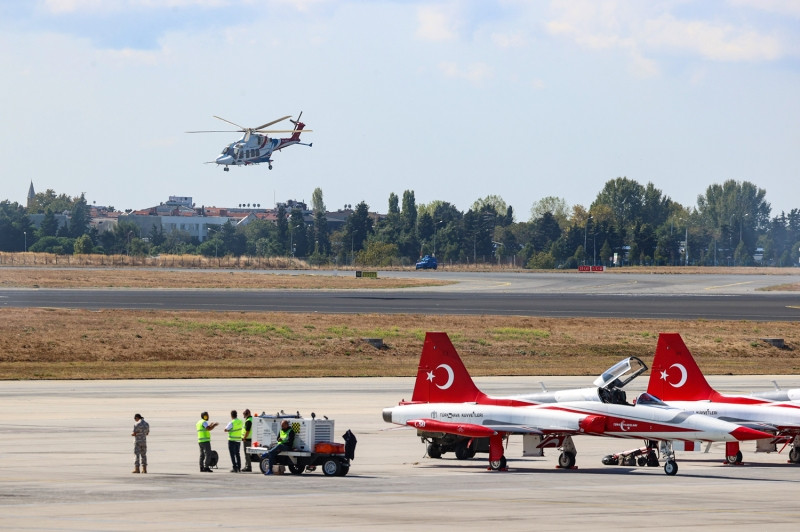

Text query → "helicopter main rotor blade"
[212,115,248,130]
[253,129,313,134]
[254,115,292,131]
[186,130,243,134]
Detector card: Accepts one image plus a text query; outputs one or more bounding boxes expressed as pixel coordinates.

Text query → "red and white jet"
[382,332,769,475]
[646,332,800,465]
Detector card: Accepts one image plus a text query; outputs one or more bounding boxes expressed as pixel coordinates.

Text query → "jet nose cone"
[382,408,394,423]
[730,426,772,441]
[216,155,234,165]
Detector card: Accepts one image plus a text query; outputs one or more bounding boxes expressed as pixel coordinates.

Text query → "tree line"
[1,178,799,268]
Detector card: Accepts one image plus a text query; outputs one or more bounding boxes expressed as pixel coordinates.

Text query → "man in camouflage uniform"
[132,413,150,473]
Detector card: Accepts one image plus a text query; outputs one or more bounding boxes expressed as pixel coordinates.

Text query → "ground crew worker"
[224,410,243,473]
[197,411,218,472]
[263,419,294,475]
[241,409,254,472]
[131,413,149,473]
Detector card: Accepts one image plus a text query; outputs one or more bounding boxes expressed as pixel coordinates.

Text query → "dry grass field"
[1,308,798,380]
[1,261,798,380]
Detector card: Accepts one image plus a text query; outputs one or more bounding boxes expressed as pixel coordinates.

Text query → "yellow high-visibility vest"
[197,419,210,443]
[228,418,243,441]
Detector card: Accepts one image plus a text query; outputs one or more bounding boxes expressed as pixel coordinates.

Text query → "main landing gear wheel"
[489,456,507,471]
[268,164,273,170]
[455,440,476,460]
[224,167,229,172]
[726,450,743,464]
[646,450,660,467]
[322,458,342,476]
[427,443,442,459]
[664,460,678,476]
[789,447,800,464]
[558,452,576,469]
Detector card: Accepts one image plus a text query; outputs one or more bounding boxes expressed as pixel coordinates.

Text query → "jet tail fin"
[647,333,716,401]
[410,332,487,403]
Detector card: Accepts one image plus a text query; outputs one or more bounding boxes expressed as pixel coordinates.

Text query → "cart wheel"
[259,457,270,475]
[337,465,350,476]
[322,458,342,476]
[288,463,304,475]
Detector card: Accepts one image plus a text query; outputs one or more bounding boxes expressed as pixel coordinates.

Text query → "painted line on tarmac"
[704,281,754,290]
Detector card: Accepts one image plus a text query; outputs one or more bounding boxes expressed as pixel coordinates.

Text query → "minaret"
[27,181,35,208]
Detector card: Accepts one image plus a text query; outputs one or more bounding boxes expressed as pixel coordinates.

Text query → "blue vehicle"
[415,255,438,270]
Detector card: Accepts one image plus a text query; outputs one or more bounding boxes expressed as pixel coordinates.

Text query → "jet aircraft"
[382,332,769,475]
[646,333,800,465]
[407,336,646,460]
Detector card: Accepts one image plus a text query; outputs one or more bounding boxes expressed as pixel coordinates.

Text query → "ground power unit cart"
[246,413,356,476]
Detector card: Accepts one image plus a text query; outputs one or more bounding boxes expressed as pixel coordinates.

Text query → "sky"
[1,0,799,220]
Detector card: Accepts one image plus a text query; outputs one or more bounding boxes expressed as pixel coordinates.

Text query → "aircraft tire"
[454,440,471,460]
[637,456,648,467]
[427,443,442,459]
[489,456,507,470]
[664,460,678,476]
[558,451,576,469]
[726,451,743,464]
[789,447,800,464]
[646,451,660,467]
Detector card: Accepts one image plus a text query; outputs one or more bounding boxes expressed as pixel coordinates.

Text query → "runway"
[1,377,799,531]
[2,270,799,320]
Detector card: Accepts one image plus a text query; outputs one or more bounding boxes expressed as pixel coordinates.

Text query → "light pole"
[289,224,301,257]
[433,220,443,257]
[23,231,27,253]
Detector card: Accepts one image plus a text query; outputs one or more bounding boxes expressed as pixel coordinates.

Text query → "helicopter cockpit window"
[221,146,233,156]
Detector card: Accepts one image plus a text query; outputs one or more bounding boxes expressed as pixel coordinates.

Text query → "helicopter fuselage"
[214,122,308,170]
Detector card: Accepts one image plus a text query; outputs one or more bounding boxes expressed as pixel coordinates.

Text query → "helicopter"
[187,113,312,171]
